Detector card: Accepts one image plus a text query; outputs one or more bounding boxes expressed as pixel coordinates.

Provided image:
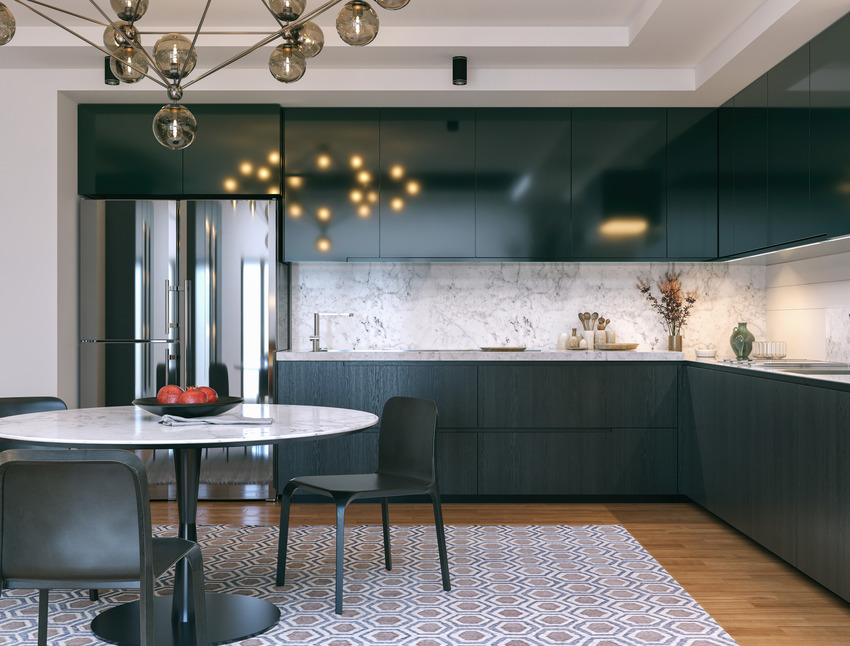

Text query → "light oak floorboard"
[151,501,850,645]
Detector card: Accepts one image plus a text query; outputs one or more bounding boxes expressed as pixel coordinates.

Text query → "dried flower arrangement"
[636,269,698,337]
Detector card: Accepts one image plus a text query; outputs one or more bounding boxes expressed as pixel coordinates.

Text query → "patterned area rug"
[0,524,738,645]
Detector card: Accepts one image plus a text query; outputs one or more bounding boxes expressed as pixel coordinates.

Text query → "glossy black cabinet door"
[667,109,718,259]
[767,45,817,247]
[475,109,571,259]
[571,109,667,259]
[182,105,281,196]
[379,109,476,258]
[718,75,769,256]
[78,104,183,196]
[811,13,850,239]
[283,109,380,261]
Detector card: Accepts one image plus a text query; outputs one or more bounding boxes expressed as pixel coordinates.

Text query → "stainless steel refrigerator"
[79,198,283,499]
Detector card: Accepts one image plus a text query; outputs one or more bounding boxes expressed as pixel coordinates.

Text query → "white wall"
[766,249,850,361]
[0,71,64,399]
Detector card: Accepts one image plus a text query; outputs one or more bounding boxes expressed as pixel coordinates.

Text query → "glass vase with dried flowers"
[636,269,698,352]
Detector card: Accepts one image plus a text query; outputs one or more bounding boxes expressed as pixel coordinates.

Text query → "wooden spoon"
[591,312,599,329]
[582,312,590,330]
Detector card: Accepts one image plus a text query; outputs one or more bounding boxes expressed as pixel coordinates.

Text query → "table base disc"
[91,592,281,645]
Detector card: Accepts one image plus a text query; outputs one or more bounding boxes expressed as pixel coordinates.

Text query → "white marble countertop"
[0,404,379,448]
[687,358,850,388]
[276,349,683,361]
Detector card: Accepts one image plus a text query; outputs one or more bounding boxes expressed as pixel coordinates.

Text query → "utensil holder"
[582,330,595,350]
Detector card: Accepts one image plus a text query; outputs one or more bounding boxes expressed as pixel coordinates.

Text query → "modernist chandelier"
[0,0,410,149]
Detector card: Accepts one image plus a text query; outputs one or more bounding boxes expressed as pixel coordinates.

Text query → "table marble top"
[0,404,378,449]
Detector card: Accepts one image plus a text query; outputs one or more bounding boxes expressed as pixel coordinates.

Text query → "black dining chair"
[0,396,67,451]
[276,396,451,614]
[0,449,208,646]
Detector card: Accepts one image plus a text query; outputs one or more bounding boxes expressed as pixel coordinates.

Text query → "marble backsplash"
[286,262,767,358]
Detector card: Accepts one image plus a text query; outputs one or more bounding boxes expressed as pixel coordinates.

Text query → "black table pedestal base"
[91,592,281,645]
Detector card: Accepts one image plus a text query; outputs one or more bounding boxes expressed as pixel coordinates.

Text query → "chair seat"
[290,473,432,497]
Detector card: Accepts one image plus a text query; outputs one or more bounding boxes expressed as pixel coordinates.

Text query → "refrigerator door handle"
[80,339,173,344]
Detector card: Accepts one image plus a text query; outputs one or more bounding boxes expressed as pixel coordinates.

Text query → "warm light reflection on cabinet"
[599,217,649,237]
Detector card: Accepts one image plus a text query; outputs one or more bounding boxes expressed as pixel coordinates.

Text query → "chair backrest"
[0,396,66,418]
[0,449,152,584]
[376,396,438,484]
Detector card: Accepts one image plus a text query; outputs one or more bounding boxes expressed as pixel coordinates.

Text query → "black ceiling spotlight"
[452,56,467,86]
[104,56,119,86]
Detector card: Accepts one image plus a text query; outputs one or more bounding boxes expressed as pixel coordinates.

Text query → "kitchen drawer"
[478,364,677,429]
[478,428,677,495]
[276,362,477,429]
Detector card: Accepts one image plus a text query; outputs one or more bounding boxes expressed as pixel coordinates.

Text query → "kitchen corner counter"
[276,350,683,361]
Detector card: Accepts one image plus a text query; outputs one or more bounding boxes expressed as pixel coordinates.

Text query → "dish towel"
[159,414,274,427]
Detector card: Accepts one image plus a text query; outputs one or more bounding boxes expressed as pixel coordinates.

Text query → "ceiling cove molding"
[628,0,665,43]
[694,0,801,88]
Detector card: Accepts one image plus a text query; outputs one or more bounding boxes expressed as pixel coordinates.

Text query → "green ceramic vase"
[730,322,755,360]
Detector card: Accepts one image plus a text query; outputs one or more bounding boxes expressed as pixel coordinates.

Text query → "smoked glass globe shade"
[102,22,138,51]
[110,45,148,83]
[269,43,306,83]
[0,2,16,46]
[293,21,324,58]
[375,0,409,8]
[110,0,149,22]
[269,0,306,22]
[152,104,197,150]
[154,33,197,79]
[336,0,379,47]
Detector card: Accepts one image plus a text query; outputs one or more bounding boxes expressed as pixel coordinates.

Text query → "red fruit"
[157,384,184,404]
[198,386,218,403]
[178,387,209,404]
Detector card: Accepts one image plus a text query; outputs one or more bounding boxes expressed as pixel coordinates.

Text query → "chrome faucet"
[310,312,354,352]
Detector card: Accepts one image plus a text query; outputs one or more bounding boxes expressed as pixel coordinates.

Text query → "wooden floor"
[151,500,850,645]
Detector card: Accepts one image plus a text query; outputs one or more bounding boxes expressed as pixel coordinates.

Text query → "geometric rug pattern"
[0,524,739,645]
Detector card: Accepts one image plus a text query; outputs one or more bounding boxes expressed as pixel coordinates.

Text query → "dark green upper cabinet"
[283,109,380,261]
[78,104,183,197]
[475,109,571,259]
[719,74,769,257]
[182,105,280,196]
[571,109,667,259]
[767,45,817,247]
[378,109,476,258]
[667,109,718,259]
[811,12,850,239]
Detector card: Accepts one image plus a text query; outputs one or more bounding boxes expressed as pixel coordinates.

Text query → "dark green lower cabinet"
[275,361,677,498]
[478,429,676,495]
[681,367,796,565]
[795,385,850,600]
[682,365,850,601]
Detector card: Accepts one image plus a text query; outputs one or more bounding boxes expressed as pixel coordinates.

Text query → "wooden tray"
[595,343,639,351]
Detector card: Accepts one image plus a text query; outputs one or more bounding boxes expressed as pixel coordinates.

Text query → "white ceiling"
[2,0,850,106]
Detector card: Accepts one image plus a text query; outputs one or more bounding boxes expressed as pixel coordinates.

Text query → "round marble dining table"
[0,403,379,646]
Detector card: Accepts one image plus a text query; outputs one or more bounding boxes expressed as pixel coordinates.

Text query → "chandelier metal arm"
[180,0,212,82]
[182,0,347,89]
[86,0,172,86]
[181,28,284,89]
[283,0,347,36]
[257,0,286,30]
[13,0,107,26]
[11,0,168,88]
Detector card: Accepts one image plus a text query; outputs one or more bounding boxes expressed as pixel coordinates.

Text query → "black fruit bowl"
[132,396,244,418]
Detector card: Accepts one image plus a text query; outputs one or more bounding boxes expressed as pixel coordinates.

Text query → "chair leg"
[429,488,451,592]
[334,497,347,614]
[186,545,209,646]
[37,589,49,646]
[275,482,298,586]
[89,589,99,601]
[381,497,392,571]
